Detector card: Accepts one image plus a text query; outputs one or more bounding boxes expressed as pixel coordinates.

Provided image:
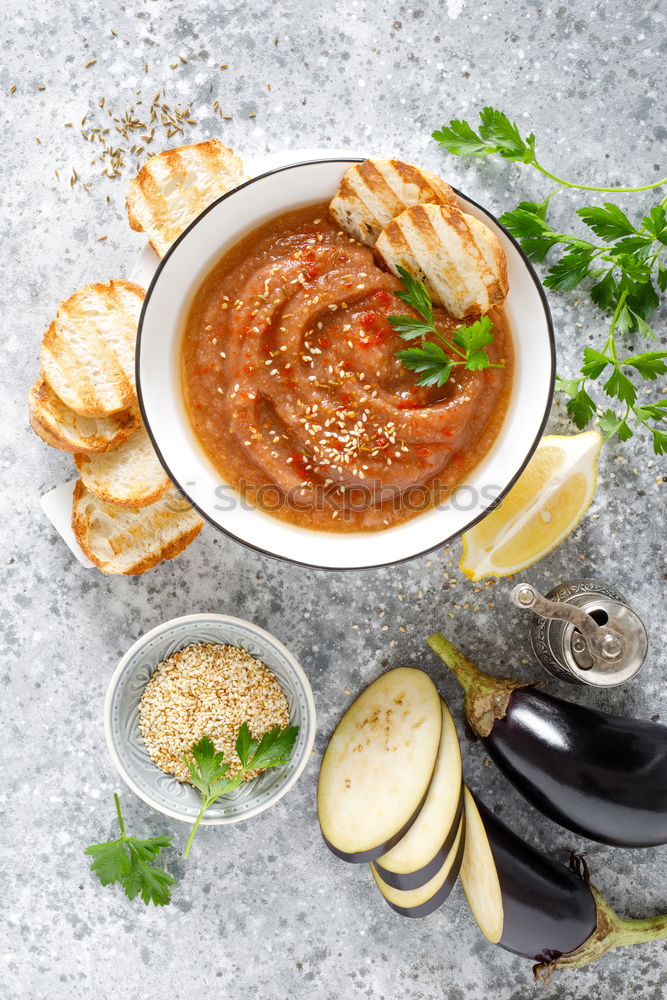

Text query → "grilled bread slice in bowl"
[329,158,457,247]
[376,202,508,318]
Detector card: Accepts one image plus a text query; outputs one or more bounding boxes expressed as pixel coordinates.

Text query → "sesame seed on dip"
[139,642,289,783]
[182,200,513,531]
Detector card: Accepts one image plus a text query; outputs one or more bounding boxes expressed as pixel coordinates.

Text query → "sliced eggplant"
[459,787,503,944]
[428,633,667,847]
[374,700,463,890]
[460,787,667,978]
[317,667,442,862]
[468,793,597,961]
[370,812,465,917]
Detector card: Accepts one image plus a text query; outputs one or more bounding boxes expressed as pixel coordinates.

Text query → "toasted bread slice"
[329,159,456,248]
[127,140,246,257]
[74,425,171,508]
[40,280,144,416]
[29,375,141,454]
[376,203,508,318]
[72,481,204,575]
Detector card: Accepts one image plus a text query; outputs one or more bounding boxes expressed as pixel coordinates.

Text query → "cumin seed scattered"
[65,91,200,183]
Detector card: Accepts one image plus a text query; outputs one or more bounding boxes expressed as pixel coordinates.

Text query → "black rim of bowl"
[136,157,556,572]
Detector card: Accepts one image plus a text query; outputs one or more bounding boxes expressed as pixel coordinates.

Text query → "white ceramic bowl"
[136,156,555,569]
[104,613,316,825]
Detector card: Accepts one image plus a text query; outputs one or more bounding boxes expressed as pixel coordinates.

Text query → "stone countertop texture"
[2,1,666,998]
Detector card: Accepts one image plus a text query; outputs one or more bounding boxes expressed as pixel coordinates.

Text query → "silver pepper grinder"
[511,577,648,687]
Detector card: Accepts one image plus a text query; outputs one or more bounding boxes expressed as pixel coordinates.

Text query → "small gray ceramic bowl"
[104,613,316,825]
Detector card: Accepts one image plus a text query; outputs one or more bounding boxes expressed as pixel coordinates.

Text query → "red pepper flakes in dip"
[182,201,513,531]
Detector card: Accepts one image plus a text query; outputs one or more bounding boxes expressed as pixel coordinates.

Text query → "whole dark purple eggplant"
[467,793,667,979]
[474,795,597,962]
[428,633,667,847]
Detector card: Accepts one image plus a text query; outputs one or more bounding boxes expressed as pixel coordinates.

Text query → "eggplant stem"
[534,886,667,979]
[426,633,534,738]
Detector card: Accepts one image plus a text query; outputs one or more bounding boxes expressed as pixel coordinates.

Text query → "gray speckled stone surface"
[2,1,666,997]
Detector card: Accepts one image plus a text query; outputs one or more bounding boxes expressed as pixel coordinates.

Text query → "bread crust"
[29,375,140,454]
[127,139,245,257]
[39,280,144,417]
[72,480,203,575]
[330,158,457,247]
[73,425,171,508]
[376,203,508,318]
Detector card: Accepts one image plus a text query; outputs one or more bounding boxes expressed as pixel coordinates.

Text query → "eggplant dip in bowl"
[137,156,554,569]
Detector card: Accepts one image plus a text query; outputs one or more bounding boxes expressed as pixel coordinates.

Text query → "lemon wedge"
[460,430,602,581]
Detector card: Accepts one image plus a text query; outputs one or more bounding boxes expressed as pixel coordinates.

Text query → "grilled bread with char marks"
[375,202,508,318]
[329,158,457,248]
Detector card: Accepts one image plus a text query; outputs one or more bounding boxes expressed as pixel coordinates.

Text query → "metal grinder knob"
[511,578,648,687]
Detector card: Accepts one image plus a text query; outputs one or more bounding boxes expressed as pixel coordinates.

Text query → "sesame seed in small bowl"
[104,613,316,825]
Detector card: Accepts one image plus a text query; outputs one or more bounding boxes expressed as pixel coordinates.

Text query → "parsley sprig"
[433,107,667,194]
[183,724,298,857]
[433,108,667,453]
[84,793,176,906]
[389,266,504,387]
[85,724,299,906]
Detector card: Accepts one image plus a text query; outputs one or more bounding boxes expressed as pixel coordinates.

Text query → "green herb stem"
[184,804,208,859]
[531,162,667,194]
[183,774,243,858]
[434,331,503,370]
[435,330,468,360]
[434,327,504,368]
[114,792,125,836]
[181,726,298,857]
[603,288,629,358]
